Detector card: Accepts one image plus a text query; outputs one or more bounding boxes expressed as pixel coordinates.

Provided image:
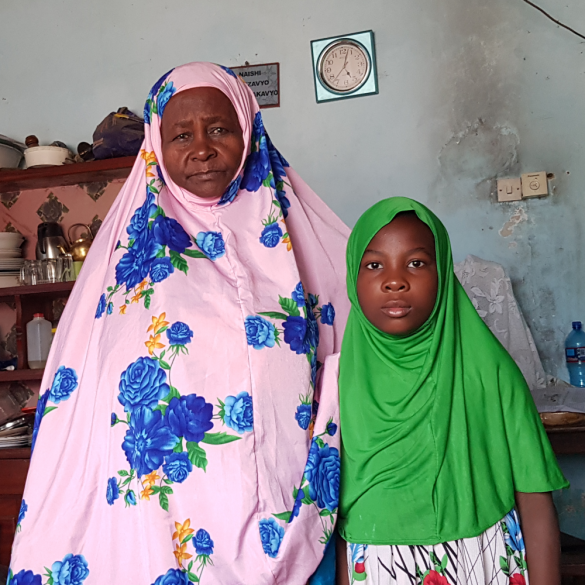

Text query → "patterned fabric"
[10,63,349,585]
[345,510,529,585]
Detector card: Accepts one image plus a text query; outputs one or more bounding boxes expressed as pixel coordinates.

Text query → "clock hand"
[333,50,350,81]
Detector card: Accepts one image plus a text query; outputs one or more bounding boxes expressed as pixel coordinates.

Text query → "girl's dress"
[335,197,568,584]
[9,63,349,585]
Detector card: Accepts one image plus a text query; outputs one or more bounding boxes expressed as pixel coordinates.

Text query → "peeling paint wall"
[1,0,585,535]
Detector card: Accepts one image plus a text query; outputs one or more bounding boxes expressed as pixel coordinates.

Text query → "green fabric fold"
[338,197,568,545]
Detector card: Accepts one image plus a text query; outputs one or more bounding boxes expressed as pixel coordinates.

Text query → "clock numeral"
[327,60,333,65]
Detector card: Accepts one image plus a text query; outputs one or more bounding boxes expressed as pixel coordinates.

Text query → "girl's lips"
[381,306,412,318]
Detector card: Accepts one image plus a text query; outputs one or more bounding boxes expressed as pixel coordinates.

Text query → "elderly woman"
[9,63,349,585]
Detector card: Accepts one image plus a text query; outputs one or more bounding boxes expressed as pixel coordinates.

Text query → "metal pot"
[68,224,93,262]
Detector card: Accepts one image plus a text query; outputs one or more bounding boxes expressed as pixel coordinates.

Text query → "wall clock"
[311,30,378,103]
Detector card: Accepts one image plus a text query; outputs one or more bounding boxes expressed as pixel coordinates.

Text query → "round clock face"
[318,40,371,93]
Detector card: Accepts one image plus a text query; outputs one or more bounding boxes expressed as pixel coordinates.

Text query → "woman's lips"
[381,302,412,318]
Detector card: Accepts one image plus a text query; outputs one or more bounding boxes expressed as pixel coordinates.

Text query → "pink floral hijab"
[10,62,349,585]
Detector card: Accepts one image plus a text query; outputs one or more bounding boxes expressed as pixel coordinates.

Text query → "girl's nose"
[383,273,408,292]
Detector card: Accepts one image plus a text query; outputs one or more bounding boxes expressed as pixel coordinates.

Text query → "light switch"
[521,172,548,198]
[497,178,522,202]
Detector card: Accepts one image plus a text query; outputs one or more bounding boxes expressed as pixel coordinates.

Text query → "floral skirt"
[345,510,528,585]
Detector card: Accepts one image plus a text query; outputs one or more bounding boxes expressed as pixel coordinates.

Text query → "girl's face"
[161,87,245,198]
[357,212,438,335]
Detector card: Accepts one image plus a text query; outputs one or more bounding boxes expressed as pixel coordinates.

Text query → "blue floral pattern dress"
[9,63,350,585]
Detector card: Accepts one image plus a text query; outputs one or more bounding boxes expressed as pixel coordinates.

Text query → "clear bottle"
[27,313,52,369]
[565,321,585,387]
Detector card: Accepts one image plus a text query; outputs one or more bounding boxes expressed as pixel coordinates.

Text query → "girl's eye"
[409,260,425,268]
[365,261,382,270]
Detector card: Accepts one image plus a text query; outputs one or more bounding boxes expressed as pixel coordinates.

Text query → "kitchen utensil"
[0,232,24,250]
[36,222,69,260]
[0,143,23,169]
[24,145,73,168]
[539,412,585,427]
[68,223,93,262]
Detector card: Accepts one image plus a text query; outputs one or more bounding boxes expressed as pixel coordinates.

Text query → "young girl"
[333,197,568,585]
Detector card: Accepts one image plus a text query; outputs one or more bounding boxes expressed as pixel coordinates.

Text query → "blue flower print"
[49,366,79,404]
[291,282,305,307]
[193,528,214,555]
[166,322,194,346]
[259,518,285,558]
[276,189,291,219]
[149,257,174,283]
[259,223,283,248]
[504,510,525,553]
[252,111,265,141]
[8,570,42,585]
[327,421,338,436]
[295,404,312,430]
[289,488,304,522]
[224,391,254,434]
[245,316,276,350]
[144,69,174,124]
[219,64,238,78]
[166,395,214,443]
[122,406,178,477]
[219,175,242,205]
[306,307,319,350]
[152,215,192,254]
[241,136,271,192]
[157,81,176,119]
[95,293,106,319]
[304,440,340,512]
[17,499,27,526]
[111,413,118,426]
[115,232,161,290]
[127,190,156,241]
[106,477,119,505]
[51,554,89,585]
[266,133,289,170]
[196,231,226,261]
[31,390,49,453]
[151,568,191,585]
[283,316,310,355]
[107,302,113,315]
[321,303,335,326]
[125,490,137,506]
[118,357,170,414]
[163,452,193,483]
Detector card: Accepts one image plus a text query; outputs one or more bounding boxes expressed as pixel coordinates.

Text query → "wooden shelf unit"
[0,281,75,375]
[0,156,135,193]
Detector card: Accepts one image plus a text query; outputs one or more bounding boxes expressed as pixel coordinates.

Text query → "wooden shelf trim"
[0,281,75,303]
[0,369,44,383]
[0,156,136,193]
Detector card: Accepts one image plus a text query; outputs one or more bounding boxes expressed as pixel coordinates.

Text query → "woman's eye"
[209,127,226,135]
[174,133,190,141]
[409,260,425,268]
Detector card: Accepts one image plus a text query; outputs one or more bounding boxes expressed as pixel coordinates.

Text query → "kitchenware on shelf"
[24,145,73,168]
[0,134,26,169]
[36,222,69,260]
[68,223,93,262]
[0,232,24,250]
[540,412,585,427]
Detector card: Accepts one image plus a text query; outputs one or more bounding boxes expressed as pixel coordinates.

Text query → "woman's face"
[357,212,438,335]
[161,87,245,198]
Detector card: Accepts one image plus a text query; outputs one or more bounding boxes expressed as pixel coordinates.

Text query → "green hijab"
[338,197,568,545]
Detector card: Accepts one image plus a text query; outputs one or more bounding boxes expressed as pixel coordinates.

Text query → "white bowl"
[0,143,23,169]
[24,145,72,168]
[0,233,24,249]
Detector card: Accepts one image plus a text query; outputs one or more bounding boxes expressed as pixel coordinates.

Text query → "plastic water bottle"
[27,313,52,369]
[565,321,585,387]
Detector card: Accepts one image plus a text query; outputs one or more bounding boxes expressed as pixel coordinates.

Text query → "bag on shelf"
[92,107,144,159]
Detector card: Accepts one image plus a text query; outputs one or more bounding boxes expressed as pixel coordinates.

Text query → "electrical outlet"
[497,178,522,202]
[521,172,548,198]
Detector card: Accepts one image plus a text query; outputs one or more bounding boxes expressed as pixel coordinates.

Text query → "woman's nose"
[191,131,215,161]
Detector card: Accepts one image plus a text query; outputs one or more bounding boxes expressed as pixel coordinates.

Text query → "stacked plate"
[0,232,24,288]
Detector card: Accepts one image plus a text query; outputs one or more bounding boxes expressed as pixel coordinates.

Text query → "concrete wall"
[1,0,585,532]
